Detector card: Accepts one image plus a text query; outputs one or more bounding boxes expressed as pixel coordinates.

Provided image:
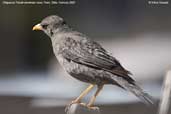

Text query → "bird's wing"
[61,37,134,83]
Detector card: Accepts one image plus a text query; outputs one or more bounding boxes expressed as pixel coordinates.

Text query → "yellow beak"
[32,24,43,31]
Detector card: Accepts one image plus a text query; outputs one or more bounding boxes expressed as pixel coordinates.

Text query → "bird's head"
[32,15,66,37]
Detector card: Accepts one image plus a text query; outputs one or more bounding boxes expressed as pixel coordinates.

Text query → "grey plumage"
[110,75,154,105]
[34,15,154,105]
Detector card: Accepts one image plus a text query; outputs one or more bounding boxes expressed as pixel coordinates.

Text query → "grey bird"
[32,15,154,109]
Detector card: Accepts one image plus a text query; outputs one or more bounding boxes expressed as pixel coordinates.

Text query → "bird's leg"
[87,85,104,109]
[65,84,95,112]
[71,84,95,105]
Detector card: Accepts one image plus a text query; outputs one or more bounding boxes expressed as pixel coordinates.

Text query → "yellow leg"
[73,84,95,103]
[65,84,95,112]
[87,85,104,107]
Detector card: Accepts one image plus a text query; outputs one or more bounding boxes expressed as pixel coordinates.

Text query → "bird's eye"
[41,24,48,29]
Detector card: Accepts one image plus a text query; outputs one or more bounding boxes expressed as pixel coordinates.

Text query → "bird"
[32,15,154,110]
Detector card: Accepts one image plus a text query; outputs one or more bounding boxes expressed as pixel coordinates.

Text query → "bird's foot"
[71,100,81,104]
[79,102,87,106]
[65,100,85,112]
[65,102,99,113]
[86,104,99,111]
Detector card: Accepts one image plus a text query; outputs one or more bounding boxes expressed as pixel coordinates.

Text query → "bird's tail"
[111,76,154,105]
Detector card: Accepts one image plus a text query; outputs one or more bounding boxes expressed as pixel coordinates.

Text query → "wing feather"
[60,37,134,83]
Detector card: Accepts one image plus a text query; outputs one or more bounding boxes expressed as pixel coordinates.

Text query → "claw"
[65,100,83,112]
[87,106,99,111]
[65,102,99,112]
[79,102,86,106]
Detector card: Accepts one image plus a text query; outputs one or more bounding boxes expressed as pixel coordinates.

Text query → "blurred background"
[0,0,171,114]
